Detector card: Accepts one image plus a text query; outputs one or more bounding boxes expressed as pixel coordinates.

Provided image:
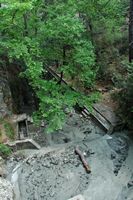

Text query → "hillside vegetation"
[0,0,132,131]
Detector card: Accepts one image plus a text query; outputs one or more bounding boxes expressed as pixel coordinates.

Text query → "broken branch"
[75,147,91,173]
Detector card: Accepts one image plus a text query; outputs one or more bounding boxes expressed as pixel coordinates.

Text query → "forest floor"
[5,112,133,200]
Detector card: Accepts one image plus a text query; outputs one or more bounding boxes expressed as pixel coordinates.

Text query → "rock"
[12,114,27,123]
[68,194,85,200]
[0,71,13,117]
[127,181,133,188]
[0,156,4,164]
[0,167,6,177]
[0,157,6,177]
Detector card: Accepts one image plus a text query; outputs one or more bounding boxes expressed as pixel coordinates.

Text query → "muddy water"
[6,113,133,200]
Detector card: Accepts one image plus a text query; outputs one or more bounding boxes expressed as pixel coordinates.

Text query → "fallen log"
[75,147,91,173]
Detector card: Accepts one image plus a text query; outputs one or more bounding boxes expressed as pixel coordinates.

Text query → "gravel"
[9,146,91,200]
[0,178,14,200]
[5,113,133,200]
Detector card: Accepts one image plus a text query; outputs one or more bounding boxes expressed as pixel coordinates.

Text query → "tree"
[1,0,128,132]
[115,0,133,128]
[0,0,98,132]
[75,0,128,79]
[129,0,133,62]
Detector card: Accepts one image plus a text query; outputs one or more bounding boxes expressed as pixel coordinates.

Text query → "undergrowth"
[4,122,15,140]
[0,118,15,140]
[0,143,12,158]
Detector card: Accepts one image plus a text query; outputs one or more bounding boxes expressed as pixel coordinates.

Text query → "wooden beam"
[75,146,91,173]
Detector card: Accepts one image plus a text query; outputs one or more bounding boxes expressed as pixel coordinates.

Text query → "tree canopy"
[0,0,129,132]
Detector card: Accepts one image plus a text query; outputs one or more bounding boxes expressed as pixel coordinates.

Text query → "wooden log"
[75,146,91,173]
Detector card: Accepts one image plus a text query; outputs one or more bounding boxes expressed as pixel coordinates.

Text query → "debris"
[75,146,91,173]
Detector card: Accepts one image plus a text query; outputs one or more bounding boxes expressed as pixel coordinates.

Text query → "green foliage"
[0,118,15,140]
[0,0,127,132]
[4,121,15,140]
[77,0,128,79]
[0,0,98,132]
[32,78,99,132]
[0,143,12,158]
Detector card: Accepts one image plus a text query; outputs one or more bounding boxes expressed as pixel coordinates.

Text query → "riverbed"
[6,113,133,200]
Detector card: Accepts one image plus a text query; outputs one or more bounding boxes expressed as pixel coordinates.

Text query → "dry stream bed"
[5,113,133,200]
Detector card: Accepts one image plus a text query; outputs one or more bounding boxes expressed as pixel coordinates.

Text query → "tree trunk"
[129,0,133,62]
[58,46,66,84]
[23,14,28,37]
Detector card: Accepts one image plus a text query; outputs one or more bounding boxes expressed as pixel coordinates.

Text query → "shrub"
[4,122,15,140]
[0,118,15,140]
[0,144,12,158]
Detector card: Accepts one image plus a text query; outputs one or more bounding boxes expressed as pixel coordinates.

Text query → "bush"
[0,118,15,140]
[0,144,12,158]
[4,122,15,140]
